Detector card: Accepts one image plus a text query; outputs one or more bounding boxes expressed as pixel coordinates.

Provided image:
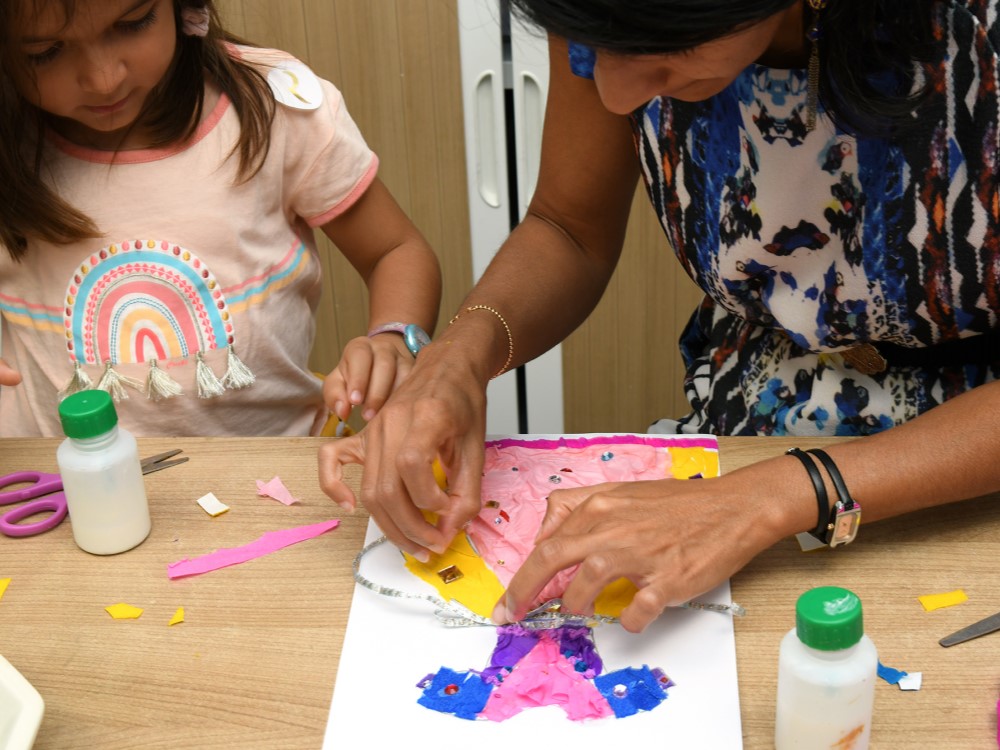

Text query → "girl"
[0,0,441,436]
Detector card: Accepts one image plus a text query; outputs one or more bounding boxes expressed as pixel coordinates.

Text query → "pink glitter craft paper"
[478,634,614,722]
[256,476,300,505]
[167,519,339,579]
[469,436,681,600]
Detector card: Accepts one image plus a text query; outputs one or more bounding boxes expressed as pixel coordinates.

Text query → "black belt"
[840,328,1000,374]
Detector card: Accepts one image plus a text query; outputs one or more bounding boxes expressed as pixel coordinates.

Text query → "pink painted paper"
[478,634,614,722]
[167,519,339,579]
[469,437,673,602]
[256,476,300,505]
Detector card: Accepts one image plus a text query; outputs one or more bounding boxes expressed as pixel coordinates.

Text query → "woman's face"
[592,4,801,113]
[14,0,177,147]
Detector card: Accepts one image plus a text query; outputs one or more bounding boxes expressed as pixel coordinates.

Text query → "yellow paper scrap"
[667,446,720,479]
[432,459,447,490]
[169,607,185,626]
[918,589,968,611]
[0,578,10,602]
[405,533,505,618]
[105,603,144,619]
[196,492,230,517]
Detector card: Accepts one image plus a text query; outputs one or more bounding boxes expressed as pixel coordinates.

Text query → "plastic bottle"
[774,586,878,749]
[56,390,151,555]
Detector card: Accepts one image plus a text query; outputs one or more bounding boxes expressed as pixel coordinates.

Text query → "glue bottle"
[775,586,878,749]
[56,389,151,555]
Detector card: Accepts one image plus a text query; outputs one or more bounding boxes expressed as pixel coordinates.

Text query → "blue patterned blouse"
[570,1,1000,436]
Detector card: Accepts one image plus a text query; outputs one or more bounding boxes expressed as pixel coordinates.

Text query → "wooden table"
[1,436,998,748]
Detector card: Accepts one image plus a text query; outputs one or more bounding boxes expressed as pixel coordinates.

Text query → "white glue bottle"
[775,586,878,749]
[56,389,151,555]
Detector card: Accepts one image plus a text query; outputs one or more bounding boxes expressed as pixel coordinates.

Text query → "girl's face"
[591,3,803,113]
[14,0,177,147]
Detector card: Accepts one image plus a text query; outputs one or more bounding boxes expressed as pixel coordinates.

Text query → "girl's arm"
[318,36,640,559]
[319,176,441,425]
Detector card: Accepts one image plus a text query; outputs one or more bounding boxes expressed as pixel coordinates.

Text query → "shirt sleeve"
[272,72,379,228]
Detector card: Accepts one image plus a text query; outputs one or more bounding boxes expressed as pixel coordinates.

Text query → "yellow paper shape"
[105,603,144,620]
[594,578,639,618]
[0,578,10,602]
[169,607,185,626]
[918,589,968,611]
[405,533,505,618]
[432,459,447,490]
[668,447,720,479]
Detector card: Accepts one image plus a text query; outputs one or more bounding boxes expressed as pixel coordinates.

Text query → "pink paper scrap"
[256,476,300,505]
[167,519,339,579]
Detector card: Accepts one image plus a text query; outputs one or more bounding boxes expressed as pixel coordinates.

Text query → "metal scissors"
[939,609,1000,647]
[0,449,188,538]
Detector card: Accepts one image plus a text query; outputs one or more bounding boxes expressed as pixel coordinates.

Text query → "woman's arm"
[497,378,1000,632]
[318,36,641,559]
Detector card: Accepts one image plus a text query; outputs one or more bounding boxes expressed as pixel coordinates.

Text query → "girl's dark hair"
[0,0,276,261]
[508,0,936,134]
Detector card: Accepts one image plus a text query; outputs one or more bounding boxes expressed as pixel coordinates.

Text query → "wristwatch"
[367,322,431,357]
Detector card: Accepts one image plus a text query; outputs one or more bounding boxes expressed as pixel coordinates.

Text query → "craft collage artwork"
[326,434,744,746]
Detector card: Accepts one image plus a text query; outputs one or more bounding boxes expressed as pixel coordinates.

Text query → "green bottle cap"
[58,390,118,439]
[795,586,864,651]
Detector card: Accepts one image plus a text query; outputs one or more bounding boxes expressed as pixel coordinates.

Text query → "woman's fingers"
[493,476,771,632]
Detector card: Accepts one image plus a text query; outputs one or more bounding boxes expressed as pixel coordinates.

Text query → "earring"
[805,0,828,132]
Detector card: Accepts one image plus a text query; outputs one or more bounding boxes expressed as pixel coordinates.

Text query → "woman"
[319,0,1000,632]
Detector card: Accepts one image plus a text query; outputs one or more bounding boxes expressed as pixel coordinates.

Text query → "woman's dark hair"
[0,0,276,261]
[508,0,936,134]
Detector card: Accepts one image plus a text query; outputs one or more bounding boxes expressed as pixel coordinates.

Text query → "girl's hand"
[323,333,415,424]
[493,470,798,633]
[318,337,489,562]
[0,359,22,387]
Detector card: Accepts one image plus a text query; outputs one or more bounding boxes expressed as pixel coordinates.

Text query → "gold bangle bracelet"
[449,305,514,379]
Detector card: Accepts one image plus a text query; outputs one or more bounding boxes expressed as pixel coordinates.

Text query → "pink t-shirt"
[0,48,378,437]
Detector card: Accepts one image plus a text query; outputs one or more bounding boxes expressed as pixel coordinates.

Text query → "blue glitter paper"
[877,661,907,685]
[594,666,670,718]
[417,668,492,720]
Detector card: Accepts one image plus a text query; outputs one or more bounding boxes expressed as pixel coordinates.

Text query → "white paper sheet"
[325,516,743,747]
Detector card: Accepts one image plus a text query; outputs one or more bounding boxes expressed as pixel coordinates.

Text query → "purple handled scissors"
[0,449,188,538]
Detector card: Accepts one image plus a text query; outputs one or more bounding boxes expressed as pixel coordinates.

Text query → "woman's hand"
[493,469,799,633]
[0,359,21,387]
[323,333,415,425]
[318,333,493,562]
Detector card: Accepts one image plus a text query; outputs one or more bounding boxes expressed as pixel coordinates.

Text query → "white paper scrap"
[196,492,230,517]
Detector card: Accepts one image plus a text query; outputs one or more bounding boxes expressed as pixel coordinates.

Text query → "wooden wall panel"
[563,193,705,434]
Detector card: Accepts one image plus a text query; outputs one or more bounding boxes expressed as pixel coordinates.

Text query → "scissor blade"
[939,610,1000,647]
[140,449,189,475]
[141,449,183,465]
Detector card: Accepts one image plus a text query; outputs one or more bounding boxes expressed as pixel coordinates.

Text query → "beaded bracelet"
[448,305,514,379]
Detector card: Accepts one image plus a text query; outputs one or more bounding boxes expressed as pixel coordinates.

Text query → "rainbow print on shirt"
[63,239,233,366]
